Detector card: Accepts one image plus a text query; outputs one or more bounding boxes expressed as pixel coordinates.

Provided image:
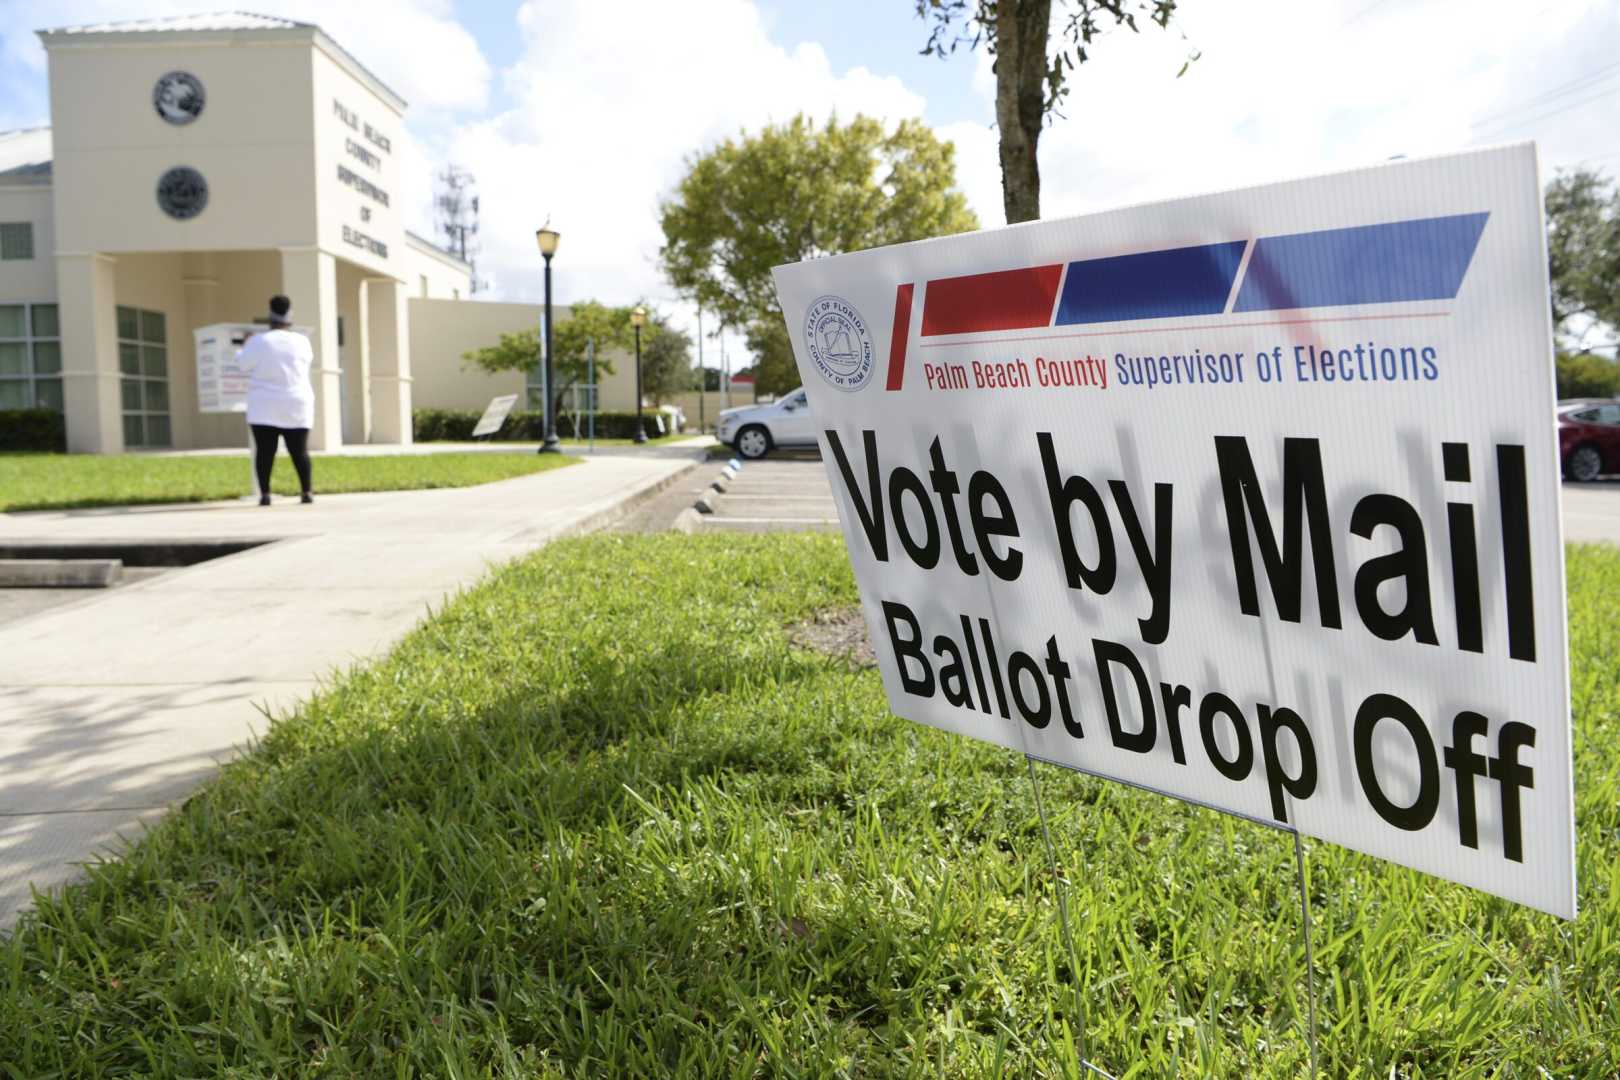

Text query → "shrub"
[412,408,672,442]
[0,408,66,452]
[1556,352,1620,399]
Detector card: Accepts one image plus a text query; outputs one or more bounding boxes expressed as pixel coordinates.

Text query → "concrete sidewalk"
[0,447,701,929]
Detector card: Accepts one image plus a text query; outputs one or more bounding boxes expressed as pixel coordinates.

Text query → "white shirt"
[240,328,316,429]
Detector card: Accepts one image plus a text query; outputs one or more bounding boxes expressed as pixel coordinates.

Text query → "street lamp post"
[535,226,561,454]
[630,305,648,444]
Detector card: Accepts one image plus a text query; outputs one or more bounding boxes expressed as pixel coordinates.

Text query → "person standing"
[240,294,316,505]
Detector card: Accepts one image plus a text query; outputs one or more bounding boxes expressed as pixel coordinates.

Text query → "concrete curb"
[558,457,704,538]
[0,559,123,588]
[670,507,704,534]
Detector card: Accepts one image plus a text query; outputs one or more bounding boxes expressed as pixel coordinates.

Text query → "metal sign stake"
[1293,830,1321,1079]
[1026,753,1117,1080]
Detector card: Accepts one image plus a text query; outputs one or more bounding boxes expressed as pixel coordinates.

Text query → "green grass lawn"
[0,451,580,512]
[1,535,1615,1076]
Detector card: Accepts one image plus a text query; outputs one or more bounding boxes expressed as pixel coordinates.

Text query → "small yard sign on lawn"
[472,394,520,438]
[772,144,1575,918]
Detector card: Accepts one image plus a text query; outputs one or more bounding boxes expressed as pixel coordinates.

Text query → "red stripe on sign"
[921,264,1064,336]
[886,283,914,390]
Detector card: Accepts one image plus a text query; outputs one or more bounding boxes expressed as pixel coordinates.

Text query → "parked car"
[1558,399,1620,481]
[716,387,816,459]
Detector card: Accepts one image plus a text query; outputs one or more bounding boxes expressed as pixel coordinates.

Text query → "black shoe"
[259,495,271,506]
[300,492,314,504]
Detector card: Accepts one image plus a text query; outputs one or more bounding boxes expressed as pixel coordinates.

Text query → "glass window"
[31,304,58,338]
[1597,405,1620,426]
[32,341,60,374]
[33,378,62,411]
[0,222,33,261]
[0,303,63,413]
[116,306,170,446]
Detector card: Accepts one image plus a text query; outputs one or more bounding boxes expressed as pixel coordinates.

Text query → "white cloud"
[987,0,1618,225]
[443,0,934,364]
[9,0,1620,372]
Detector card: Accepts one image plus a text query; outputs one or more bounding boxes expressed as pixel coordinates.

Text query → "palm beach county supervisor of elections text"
[923,340,1442,391]
[827,427,1542,865]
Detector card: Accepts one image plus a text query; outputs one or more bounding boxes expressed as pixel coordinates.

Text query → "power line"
[1342,0,1395,26]
[1472,81,1620,140]
[1471,59,1620,130]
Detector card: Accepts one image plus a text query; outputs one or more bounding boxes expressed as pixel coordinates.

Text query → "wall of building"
[47,38,320,256]
[404,236,472,300]
[665,385,757,431]
[311,45,403,282]
[408,297,531,411]
[0,186,55,301]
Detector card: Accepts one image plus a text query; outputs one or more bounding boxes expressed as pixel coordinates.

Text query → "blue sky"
[4,1,1620,362]
[449,0,991,128]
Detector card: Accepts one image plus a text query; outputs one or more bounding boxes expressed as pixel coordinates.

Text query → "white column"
[365,277,412,445]
[354,276,374,444]
[55,252,121,454]
[279,247,342,451]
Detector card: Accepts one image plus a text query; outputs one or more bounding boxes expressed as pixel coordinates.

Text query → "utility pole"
[696,304,705,432]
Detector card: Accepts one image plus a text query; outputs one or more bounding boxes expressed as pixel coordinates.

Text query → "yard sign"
[772,144,1575,918]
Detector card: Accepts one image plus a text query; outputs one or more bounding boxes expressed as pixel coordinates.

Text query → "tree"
[1546,167,1620,340]
[744,317,801,397]
[639,318,697,404]
[915,1,1190,223]
[462,300,631,414]
[659,114,979,335]
[1556,352,1620,400]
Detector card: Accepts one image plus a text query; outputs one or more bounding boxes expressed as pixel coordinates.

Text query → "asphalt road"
[623,448,1620,549]
[1561,479,1620,545]
[614,450,840,535]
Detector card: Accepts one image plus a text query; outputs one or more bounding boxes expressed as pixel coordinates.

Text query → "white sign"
[472,393,520,437]
[773,144,1574,918]
[193,323,258,414]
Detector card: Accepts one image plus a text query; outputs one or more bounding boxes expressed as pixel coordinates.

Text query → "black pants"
[250,424,312,496]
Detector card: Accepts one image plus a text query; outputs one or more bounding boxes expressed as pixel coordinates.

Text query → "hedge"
[0,408,67,452]
[412,408,675,443]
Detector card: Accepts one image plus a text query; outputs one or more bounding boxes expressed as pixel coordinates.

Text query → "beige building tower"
[0,12,472,453]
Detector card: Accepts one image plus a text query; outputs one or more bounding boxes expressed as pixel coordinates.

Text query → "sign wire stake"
[1292,829,1321,1079]
[1025,754,1114,1080]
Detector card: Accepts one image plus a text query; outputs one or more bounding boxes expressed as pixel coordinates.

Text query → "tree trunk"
[995,0,1051,224]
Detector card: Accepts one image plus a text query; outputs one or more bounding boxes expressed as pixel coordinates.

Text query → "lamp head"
[630,305,647,328]
[535,226,560,258]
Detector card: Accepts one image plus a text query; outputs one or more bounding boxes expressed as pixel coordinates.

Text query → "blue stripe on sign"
[1055,240,1248,326]
[1233,212,1489,313]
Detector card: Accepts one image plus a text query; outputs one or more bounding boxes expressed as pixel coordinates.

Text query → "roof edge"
[406,231,473,272]
[36,19,407,115]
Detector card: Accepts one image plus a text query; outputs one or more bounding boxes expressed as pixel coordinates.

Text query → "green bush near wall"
[413,408,673,442]
[0,409,67,452]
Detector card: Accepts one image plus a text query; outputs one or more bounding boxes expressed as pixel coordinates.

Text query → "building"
[0,11,726,453]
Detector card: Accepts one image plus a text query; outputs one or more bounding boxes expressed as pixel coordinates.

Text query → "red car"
[1558,399,1620,481]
